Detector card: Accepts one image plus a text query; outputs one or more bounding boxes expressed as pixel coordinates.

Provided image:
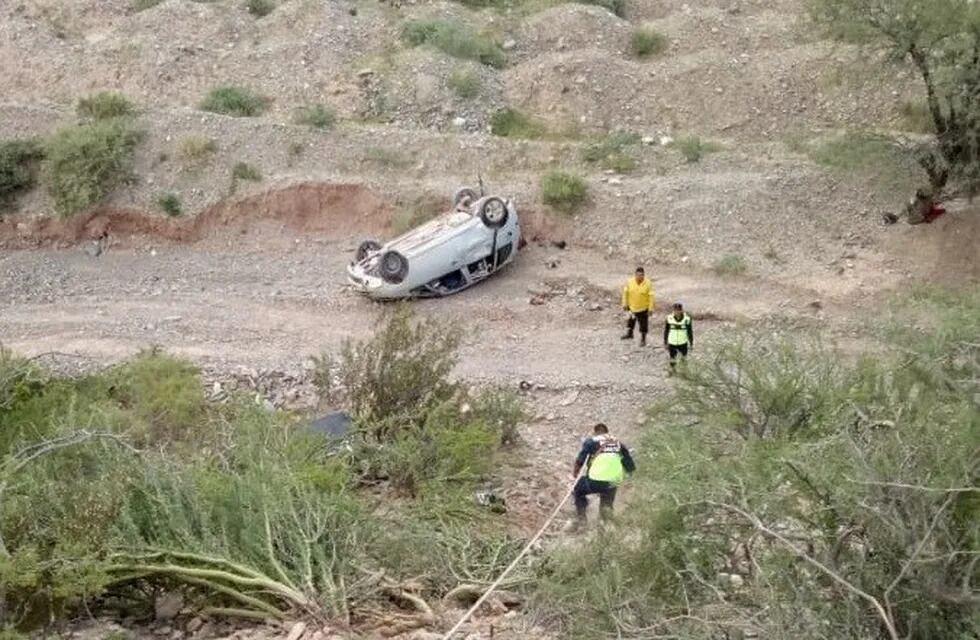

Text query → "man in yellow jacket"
[621,266,655,346]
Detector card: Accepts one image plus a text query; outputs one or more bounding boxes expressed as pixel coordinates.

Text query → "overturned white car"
[348,187,522,299]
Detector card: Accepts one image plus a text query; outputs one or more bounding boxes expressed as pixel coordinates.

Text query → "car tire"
[453,187,479,209]
[356,239,382,262]
[379,250,409,284]
[477,196,509,228]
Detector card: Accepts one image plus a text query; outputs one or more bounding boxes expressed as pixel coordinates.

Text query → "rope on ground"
[440,467,585,640]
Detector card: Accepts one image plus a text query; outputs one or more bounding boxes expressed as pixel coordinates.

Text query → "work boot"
[620,331,633,340]
[640,334,647,347]
[563,517,586,534]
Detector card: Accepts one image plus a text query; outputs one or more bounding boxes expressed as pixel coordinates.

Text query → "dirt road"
[0,228,831,530]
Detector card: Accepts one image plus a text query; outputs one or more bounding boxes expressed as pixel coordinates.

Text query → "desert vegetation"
[534,290,979,640]
[0,309,525,632]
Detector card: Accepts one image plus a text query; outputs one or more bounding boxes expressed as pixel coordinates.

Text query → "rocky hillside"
[0,0,946,295]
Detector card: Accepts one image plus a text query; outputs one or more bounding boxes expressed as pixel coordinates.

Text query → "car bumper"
[347,263,384,293]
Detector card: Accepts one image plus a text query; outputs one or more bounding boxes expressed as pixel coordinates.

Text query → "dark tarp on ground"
[308,411,352,438]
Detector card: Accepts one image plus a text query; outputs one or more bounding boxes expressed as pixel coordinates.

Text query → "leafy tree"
[809,0,980,197]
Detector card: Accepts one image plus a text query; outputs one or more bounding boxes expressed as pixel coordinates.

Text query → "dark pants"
[626,310,649,336]
[574,477,617,520]
[668,343,689,367]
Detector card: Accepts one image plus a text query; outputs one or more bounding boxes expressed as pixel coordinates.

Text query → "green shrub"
[177,135,216,163]
[157,192,182,217]
[630,27,667,58]
[106,349,206,444]
[581,130,640,172]
[0,140,44,210]
[292,103,336,129]
[0,341,525,627]
[534,301,980,639]
[312,307,522,495]
[76,92,134,120]
[448,67,481,99]
[133,0,163,10]
[713,253,747,275]
[312,306,460,427]
[231,162,262,182]
[469,388,525,445]
[43,120,141,217]
[490,108,546,138]
[540,171,588,213]
[199,86,268,117]
[402,19,507,68]
[245,0,275,16]
[673,134,721,163]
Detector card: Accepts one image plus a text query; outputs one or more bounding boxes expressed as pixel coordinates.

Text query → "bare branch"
[884,491,958,602]
[702,500,900,640]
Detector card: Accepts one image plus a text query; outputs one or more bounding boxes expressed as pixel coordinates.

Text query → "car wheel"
[356,239,382,262]
[379,250,409,284]
[477,196,509,228]
[453,187,479,209]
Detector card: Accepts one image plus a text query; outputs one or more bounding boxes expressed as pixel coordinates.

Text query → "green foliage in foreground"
[0,309,525,627]
[533,289,980,640]
[43,119,141,217]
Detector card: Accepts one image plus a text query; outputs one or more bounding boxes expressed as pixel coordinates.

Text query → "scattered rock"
[550,239,567,250]
[285,621,307,640]
[185,618,204,634]
[559,390,580,406]
[529,295,546,305]
[641,135,655,145]
[154,592,183,621]
[807,299,822,310]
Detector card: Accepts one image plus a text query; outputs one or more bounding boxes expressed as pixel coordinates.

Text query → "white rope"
[440,467,586,640]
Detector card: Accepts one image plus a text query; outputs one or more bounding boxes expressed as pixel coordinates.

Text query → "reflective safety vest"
[666,313,691,346]
[587,434,625,485]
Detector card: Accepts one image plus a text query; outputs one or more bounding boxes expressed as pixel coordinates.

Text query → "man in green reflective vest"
[664,301,693,373]
[570,423,636,530]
